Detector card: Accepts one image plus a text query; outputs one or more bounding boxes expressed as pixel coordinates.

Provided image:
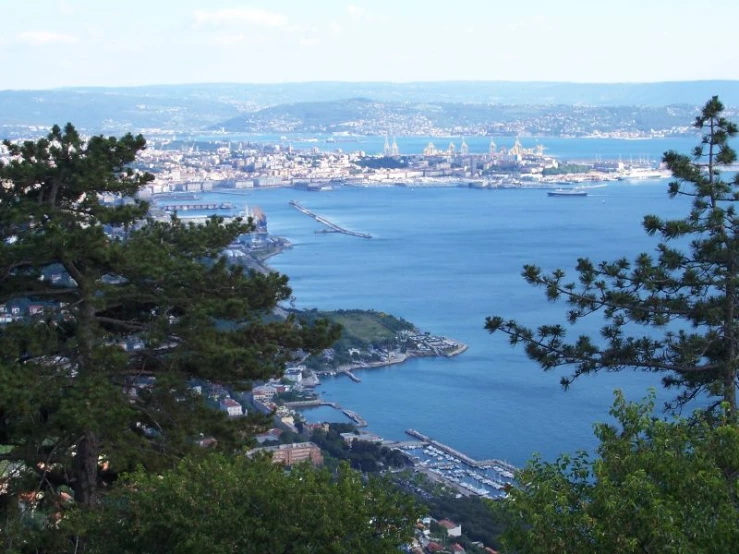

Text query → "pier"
[284,400,367,427]
[338,369,361,382]
[405,429,516,471]
[157,202,233,211]
[289,201,372,239]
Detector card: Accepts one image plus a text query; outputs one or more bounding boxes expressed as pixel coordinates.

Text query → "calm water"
[198,163,701,467]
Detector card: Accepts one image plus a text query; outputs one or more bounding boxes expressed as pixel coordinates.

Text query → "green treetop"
[0,123,339,520]
[497,391,739,554]
[486,96,739,415]
[77,455,421,554]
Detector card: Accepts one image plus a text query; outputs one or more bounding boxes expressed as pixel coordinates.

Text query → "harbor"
[289,200,372,239]
[386,430,517,499]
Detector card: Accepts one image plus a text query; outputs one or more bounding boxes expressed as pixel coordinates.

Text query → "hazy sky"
[3,0,739,89]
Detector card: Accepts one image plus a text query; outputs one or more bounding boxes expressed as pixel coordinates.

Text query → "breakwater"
[289,200,372,239]
[158,202,233,211]
[286,400,367,427]
[406,429,516,472]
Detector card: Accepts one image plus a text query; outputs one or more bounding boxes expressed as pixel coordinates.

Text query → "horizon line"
[3,78,739,93]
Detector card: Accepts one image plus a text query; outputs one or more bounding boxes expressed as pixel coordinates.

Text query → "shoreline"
[326,339,469,376]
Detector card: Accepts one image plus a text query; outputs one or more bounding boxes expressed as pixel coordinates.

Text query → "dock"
[338,369,361,382]
[405,429,516,471]
[283,400,367,427]
[289,200,372,239]
[157,202,233,211]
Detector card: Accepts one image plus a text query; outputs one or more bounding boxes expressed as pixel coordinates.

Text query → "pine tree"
[486,96,739,415]
[0,123,339,519]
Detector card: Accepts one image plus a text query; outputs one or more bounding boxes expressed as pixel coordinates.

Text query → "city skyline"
[3,0,739,90]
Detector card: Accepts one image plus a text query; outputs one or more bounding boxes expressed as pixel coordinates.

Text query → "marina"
[391,430,517,499]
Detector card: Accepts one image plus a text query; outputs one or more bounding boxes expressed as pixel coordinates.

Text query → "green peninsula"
[296,309,467,373]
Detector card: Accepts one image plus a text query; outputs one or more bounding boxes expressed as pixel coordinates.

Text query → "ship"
[547,188,588,197]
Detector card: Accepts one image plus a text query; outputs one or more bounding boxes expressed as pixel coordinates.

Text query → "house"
[219,398,244,418]
[252,384,278,399]
[438,519,461,537]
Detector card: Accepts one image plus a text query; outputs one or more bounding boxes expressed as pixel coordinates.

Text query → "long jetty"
[158,202,233,211]
[406,429,516,472]
[338,369,361,382]
[289,201,372,239]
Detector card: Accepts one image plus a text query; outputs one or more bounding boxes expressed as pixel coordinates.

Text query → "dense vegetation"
[310,423,410,472]
[0,125,421,553]
[427,495,506,551]
[78,455,421,554]
[541,163,592,175]
[490,98,739,552]
[499,392,739,553]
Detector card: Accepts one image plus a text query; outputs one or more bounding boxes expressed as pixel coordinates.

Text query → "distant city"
[94,135,667,201]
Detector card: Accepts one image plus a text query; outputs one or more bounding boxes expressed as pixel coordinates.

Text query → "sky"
[3,0,739,90]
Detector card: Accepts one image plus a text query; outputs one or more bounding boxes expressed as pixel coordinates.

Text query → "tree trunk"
[73,431,100,506]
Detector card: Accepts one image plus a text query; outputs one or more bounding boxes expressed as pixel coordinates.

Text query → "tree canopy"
[0,123,339,533]
[497,390,739,554]
[486,96,739,415]
[75,455,421,554]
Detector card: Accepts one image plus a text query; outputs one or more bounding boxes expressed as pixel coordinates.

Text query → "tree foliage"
[0,123,339,530]
[498,390,739,553]
[486,96,739,414]
[74,454,420,554]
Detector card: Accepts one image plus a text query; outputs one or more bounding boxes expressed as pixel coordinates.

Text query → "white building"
[219,398,244,418]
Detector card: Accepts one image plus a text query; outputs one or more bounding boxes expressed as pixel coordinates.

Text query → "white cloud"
[328,21,342,34]
[193,8,288,27]
[347,4,366,20]
[299,38,321,47]
[18,31,78,45]
[213,34,246,45]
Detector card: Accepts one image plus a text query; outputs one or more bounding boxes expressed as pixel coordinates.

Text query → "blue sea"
[196,137,705,467]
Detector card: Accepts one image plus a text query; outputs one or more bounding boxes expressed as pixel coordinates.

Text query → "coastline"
[332,340,469,375]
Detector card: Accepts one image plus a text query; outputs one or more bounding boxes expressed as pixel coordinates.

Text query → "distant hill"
[213,98,705,137]
[1,81,738,135]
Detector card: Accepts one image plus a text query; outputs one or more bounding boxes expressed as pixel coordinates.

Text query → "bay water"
[194,136,709,467]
